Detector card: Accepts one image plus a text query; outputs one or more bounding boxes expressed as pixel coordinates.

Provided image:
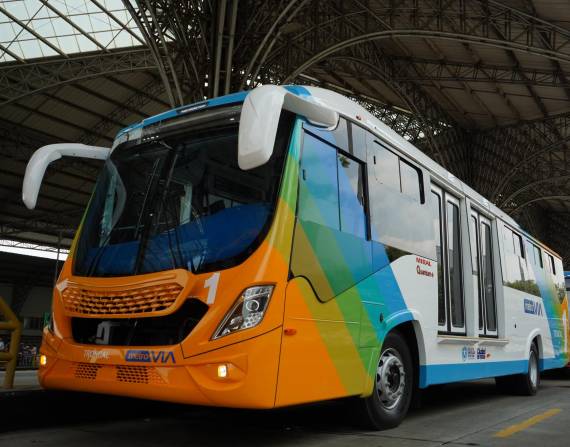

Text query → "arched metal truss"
[2,0,570,263]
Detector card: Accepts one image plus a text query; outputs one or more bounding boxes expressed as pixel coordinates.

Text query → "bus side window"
[546,252,556,275]
[373,145,399,190]
[298,132,340,230]
[350,123,367,161]
[502,225,535,294]
[400,159,423,203]
[303,117,350,153]
[513,231,524,258]
[337,153,367,238]
[534,245,543,268]
[367,139,434,262]
[292,128,372,302]
[554,256,566,303]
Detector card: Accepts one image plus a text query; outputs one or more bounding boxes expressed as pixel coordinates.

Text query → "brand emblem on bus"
[84,350,110,361]
[523,299,543,316]
[125,350,176,364]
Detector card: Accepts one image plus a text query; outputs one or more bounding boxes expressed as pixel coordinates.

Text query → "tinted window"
[547,253,556,274]
[368,140,434,260]
[534,245,543,268]
[471,216,483,330]
[400,160,422,203]
[304,118,349,153]
[350,123,367,160]
[470,216,479,273]
[502,226,536,295]
[481,222,496,331]
[298,133,339,229]
[504,228,515,253]
[513,232,524,258]
[432,191,445,326]
[373,146,400,190]
[447,202,464,328]
[526,241,543,268]
[338,153,366,238]
[293,129,372,303]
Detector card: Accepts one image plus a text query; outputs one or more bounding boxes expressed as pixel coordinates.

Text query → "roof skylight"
[0,0,144,63]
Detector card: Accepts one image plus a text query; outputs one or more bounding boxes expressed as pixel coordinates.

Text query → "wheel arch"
[383,316,425,393]
[526,329,543,363]
[384,310,426,366]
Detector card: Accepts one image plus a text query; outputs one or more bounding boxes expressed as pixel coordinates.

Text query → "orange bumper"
[38,327,282,408]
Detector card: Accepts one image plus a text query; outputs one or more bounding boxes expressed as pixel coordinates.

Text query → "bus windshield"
[73,110,286,277]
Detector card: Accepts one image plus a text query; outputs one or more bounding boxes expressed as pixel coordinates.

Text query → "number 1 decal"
[205,272,220,304]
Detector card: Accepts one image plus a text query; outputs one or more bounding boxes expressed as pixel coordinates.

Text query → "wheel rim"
[529,350,538,388]
[376,348,406,410]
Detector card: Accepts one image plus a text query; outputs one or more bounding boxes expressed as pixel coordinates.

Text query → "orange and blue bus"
[24,85,569,428]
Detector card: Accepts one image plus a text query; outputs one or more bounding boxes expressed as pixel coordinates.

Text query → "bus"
[23,85,570,429]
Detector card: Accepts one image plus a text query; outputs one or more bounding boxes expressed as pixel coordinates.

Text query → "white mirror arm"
[238,85,339,170]
[23,143,110,210]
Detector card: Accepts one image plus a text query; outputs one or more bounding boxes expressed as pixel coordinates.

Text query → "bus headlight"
[212,285,274,339]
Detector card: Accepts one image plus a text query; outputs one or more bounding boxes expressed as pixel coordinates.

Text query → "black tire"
[495,375,515,394]
[358,331,413,430]
[495,343,539,396]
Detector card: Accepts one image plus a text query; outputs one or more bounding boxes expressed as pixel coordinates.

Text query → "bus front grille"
[70,363,166,385]
[73,363,102,380]
[61,282,183,317]
[116,365,165,385]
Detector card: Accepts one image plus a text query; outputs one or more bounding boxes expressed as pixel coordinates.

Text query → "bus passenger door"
[470,211,497,337]
[431,186,466,335]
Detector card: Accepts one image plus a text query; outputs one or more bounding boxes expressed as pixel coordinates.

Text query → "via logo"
[461,346,468,362]
[125,350,176,364]
[524,299,543,317]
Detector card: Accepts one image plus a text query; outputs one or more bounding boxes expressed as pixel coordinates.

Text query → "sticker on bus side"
[524,299,543,317]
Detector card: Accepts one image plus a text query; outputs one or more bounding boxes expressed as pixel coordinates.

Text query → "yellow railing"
[0,296,21,389]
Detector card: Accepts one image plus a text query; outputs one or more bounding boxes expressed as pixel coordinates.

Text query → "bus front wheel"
[360,331,413,430]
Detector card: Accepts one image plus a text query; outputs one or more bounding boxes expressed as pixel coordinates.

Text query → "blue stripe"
[420,357,563,387]
[284,85,311,97]
[207,91,248,107]
[420,360,527,387]
[116,91,249,136]
[540,357,566,370]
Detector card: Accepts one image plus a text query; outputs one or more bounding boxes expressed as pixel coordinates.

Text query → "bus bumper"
[38,327,282,408]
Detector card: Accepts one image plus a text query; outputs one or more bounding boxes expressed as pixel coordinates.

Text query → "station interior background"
[1,0,570,356]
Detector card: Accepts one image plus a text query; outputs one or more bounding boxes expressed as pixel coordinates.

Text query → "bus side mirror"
[238,85,338,170]
[22,143,110,210]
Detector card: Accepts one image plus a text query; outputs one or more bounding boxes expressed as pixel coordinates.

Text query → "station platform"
[0,370,41,395]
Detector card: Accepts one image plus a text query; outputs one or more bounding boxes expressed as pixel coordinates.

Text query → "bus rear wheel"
[359,332,413,430]
[495,343,539,396]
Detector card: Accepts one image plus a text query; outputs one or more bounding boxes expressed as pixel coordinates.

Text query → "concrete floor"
[1,370,569,446]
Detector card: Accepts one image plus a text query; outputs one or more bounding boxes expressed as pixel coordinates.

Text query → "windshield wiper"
[133,142,176,274]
